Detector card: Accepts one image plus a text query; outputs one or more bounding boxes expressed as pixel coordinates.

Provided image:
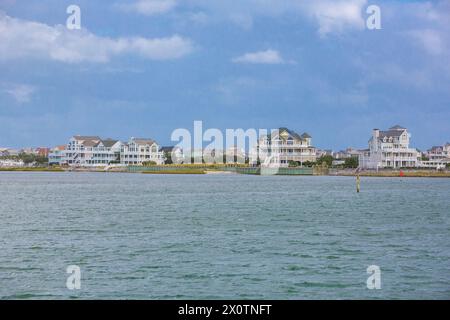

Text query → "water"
[0,172,449,299]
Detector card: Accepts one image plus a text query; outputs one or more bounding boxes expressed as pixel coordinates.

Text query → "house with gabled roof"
[359,125,420,169]
[121,137,164,165]
[63,135,122,166]
[250,127,316,167]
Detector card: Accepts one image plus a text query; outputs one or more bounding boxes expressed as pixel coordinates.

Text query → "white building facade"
[48,146,66,165]
[359,125,420,169]
[250,128,316,167]
[63,136,122,166]
[121,137,165,165]
[420,143,450,169]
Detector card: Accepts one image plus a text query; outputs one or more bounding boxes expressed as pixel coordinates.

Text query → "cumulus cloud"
[302,0,367,36]
[116,0,177,16]
[0,13,193,63]
[232,49,285,64]
[2,83,36,103]
[116,1,368,35]
[176,0,367,35]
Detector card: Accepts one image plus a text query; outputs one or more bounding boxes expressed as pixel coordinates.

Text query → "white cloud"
[117,0,368,35]
[116,0,177,16]
[2,83,36,103]
[180,0,367,35]
[0,14,193,63]
[232,49,285,64]
[302,0,367,36]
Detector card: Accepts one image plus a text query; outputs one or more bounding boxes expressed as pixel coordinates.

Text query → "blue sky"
[0,0,449,150]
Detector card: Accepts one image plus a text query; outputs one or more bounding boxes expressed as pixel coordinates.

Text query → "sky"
[0,0,449,151]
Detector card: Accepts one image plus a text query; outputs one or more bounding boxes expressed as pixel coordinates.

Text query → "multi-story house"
[63,136,122,166]
[250,128,316,167]
[359,125,420,169]
[334,148,365,160]
[426,145,448,161]
[121,137,164,165]
[48,145,66,165]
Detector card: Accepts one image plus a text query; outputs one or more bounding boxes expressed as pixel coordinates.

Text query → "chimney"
[373,129,380,139]
[372,129,380,150]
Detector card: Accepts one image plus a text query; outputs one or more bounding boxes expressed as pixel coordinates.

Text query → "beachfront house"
[359,125,420,169]
[250,128,316,167]
[48,145,66,165]
[63,136,122,166]
[120,137,164,165]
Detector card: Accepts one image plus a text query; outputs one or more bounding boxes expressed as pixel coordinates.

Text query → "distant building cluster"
[0,147,50,167]
[2,125,449,169]
[0,147,49,157]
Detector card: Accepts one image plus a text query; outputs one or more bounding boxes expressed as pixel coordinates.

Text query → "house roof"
[301,132,312,139]
[281,128,302,140]
[428,146,443,152]
[389,125,406,130]
[379,129,405,139]
[101,139,119,148]
[82,140,100,147]
[132,138,156,145]
[267,128,305,141]
[73,135,101,141]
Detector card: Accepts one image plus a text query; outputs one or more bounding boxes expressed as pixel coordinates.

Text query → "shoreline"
[1,167,450,178]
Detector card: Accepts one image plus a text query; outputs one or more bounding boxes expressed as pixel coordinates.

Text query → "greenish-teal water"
[0,172,449,299]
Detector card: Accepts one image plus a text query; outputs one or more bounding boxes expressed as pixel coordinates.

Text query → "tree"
[142,161,157,166]
[288,160,299,167]
[303,161,315,167]
[164,151,173,164]
[316,155,333,167]
[344,157,359,169]
[18,153,48,165]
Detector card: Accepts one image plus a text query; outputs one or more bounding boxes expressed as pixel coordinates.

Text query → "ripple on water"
[0,173,449,299]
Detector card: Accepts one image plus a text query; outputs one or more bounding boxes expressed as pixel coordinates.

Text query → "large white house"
[359,125,420,169]
[120,137,165,165]
[63,136,122,166]
[250,128,316,167]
